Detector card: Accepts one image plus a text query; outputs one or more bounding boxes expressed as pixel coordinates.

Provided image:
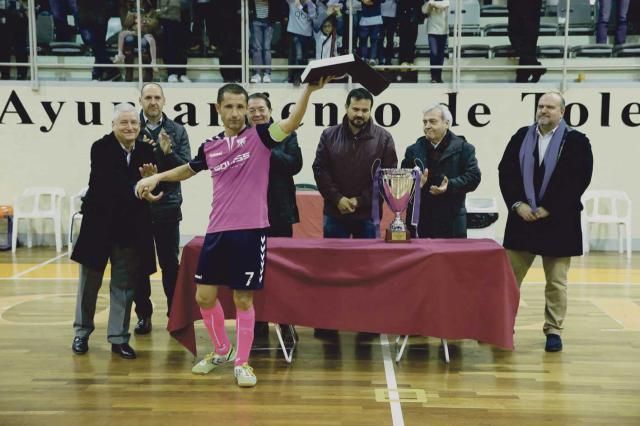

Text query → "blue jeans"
[596,0,630,45]
[251,18,273,75]
[288,33,311,82]
[358,24,381,61]
[377,17,397,64]
[428,34,447,82]
[323,215,377,239]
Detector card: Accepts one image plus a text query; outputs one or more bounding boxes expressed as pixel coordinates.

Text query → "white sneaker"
[250,74,262,83]
[191,345,236,375]
[179,75,191,83]
[262,74,271,83]
[167,74,179,82]
[234,363,257,387]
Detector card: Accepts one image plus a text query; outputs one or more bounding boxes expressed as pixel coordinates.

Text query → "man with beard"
[312,88,396,339]
[498,92,593,352]
[313,88,397,239]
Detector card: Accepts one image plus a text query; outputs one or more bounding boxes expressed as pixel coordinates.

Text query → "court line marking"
[380,334,404,426]
[9,253,69,279]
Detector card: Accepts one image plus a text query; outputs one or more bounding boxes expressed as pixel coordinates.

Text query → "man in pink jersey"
[135,78,330,387]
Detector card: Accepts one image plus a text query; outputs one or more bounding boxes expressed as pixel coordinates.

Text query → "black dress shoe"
[111,343,137,359]
[530,66,547,83]
[72,336,88,354]
[134,317,152,335]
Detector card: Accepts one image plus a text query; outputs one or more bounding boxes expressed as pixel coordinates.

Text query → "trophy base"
[385,229,411,243]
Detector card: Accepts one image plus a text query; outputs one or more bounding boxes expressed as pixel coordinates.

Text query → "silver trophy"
[375,167,420,242]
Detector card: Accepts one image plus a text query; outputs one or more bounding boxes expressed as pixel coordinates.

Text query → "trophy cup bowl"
[379,168,417,242]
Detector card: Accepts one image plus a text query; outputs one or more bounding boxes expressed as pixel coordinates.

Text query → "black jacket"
[402,131,481,238]
[71,133,157,275]
[313,116,397,220]
[138,111,191,222]
[499,126,593,257]
[268,132,303,228]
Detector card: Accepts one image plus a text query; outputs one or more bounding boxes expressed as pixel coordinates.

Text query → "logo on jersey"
[209,152,223,158]
[213,152,251,172]
[226,136,247,151]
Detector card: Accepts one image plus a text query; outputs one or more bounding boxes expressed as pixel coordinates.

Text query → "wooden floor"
[0,248,639,426]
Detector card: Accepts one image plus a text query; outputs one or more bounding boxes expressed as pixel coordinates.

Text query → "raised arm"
[277,76,332,136]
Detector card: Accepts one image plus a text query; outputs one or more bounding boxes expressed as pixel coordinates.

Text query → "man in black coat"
[499,92,593,352]
[402,103,481,238]
[247,92,302,342]
[133,83,192,335]
[71,103,158,359]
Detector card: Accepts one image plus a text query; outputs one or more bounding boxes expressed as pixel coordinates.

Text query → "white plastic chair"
[465,197,499,240]
[11,187,65,253]
[68,187,88,255]
[581,190,632,259]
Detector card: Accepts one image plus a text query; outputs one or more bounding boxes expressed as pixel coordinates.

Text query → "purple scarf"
[519,119,568,211]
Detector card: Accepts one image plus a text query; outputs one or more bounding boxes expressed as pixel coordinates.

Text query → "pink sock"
[235,307,255,366]
[200,301,230,355]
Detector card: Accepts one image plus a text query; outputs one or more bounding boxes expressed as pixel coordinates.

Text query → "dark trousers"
[323,215,377,239]
[397,17,418,63]
[508,0,542,81]
[377,16,397,64]
[134,221,180,318]
[428,34,447,82]
[74,246,139,344]
[0,10,28,80]
[160,18,188,77]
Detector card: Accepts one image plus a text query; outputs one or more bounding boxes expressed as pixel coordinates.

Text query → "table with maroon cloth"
[167,236,520,357]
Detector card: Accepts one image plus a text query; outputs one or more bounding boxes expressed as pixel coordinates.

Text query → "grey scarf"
[519,119,568,210]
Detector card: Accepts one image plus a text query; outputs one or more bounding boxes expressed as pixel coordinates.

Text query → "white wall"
[1,83,638,250]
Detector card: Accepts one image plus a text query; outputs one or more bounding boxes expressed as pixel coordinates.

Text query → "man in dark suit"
[133,83,191,335]
[499,92,593,352]
[402,103,481,238]
[71,103,158,359]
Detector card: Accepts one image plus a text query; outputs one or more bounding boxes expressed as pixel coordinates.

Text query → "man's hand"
[337,196,355,214]
[419,168,429,189]
[307,76,334,93]
[535,206,550,219]
[516,202,538,222]
[136,175,160,199]
[348,197,358,210]
[139,163,157,178]
[140,187,164,203]
[429,176,448,195]
[158,129,173,154]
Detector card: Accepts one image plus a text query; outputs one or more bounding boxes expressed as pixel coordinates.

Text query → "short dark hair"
[217,83,248,104]
[346,88,373,108]
[248,92,272,110]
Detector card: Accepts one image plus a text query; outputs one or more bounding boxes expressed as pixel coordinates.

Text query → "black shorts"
[194,228,267,290]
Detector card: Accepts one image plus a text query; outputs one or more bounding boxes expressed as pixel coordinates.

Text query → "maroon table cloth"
[168,237,520,356]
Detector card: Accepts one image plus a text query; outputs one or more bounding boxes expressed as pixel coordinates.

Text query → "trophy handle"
[371,158,382,180]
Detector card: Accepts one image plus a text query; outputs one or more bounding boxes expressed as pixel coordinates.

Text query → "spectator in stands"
[286,0,317,85]
[498,92,593,353]
[377,0,397,66]
[0,0,28,80]
[596,0,630,45]
[358,0,383,65]
[77,0,121,81]
[113,3,159,74]
[314,13,339,58]
[422,0,449,83]
[247,92,302,343]
[190,0,216,55]
[402,103,481,238]
[218,2,242,82]
[507,0,545,83]
[250,0,274,83]
[49,0,83,42]
[397,0,423,66]
[157,0,190,82]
